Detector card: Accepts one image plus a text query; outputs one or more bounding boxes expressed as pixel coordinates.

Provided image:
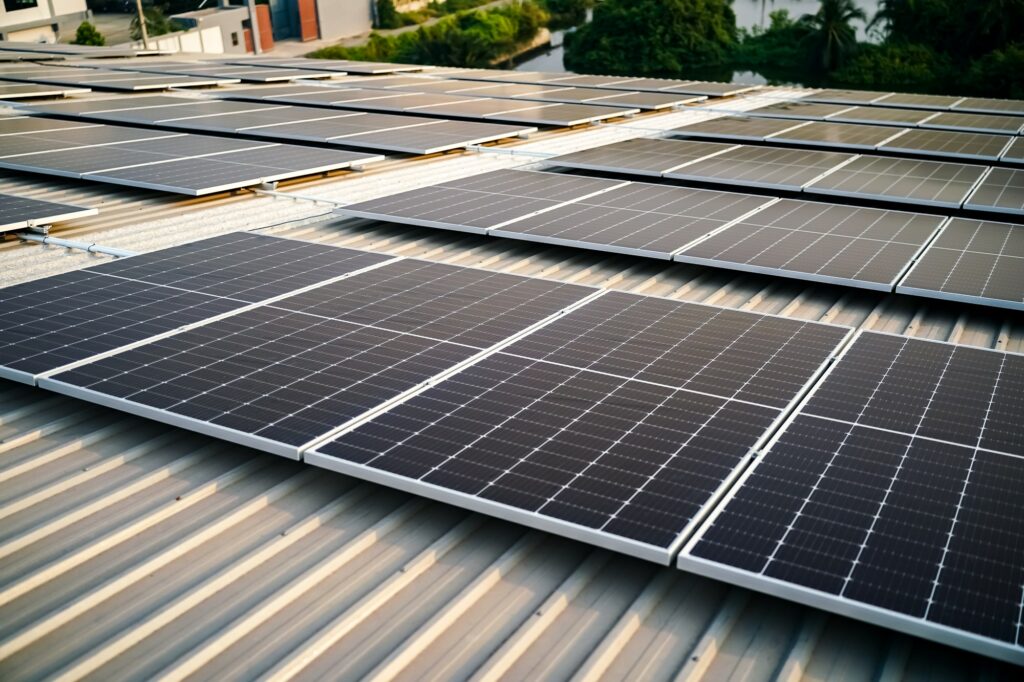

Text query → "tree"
[131,4,180,40]
[565,0,737,76]
[802,0,867,71]
[72,21,106,47]
[375,0,401,30]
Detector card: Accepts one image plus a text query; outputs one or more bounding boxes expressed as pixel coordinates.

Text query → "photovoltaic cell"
[804,155,988,208]
[877,128,1014,161]
[0,81,89,99]
[825,106,937,126]
[493,183,772,259]
[675,199,945,290]
[673,116,805,141]
[1002,136,1024,165]
[43,259,594,457]
[765,121,902,150]
[952,97,1024,116]
[309,291,850,562]
[546,138,736,176]
[0,193,97,231]
[665,145,854,191]
[963,168,1024,215]
[745,101,853,121]
[802,89,892,105]
[681,331,1024,665]
[875,92,964,109]
[0,232,392,383]
[896,218,1024,311]
[921,112,1024,135]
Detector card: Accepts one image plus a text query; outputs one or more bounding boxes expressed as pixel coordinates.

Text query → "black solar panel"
[0,233,392,383]
[875,92,963,109]
[825,106,937,127]
[805,155,988,208]
[493,183,772,259]
[745,101,852,121]
[666,145,854,191]
[0,81,88,99]
[676,199,945,290]
[921,112,1024,135]
[547,138,736,176]
[674,116,806,141]
[0,193,97,231]
[963,168,1024,215]
[43,260,594,457]
[952,97,1024,116]
[766,121,902,150]
[681,331,1024,664]
[878,128,1014,161]
[897,218,1024,311]
[1003,136,1024,165]
[802,89,892,105]
[310,291,850,562]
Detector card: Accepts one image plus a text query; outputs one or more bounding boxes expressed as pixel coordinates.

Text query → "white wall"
[316,0,372,40]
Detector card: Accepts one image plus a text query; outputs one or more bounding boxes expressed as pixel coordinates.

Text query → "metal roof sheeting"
[1,85,1022,680]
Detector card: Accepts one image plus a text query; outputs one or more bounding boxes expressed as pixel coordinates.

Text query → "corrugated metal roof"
[1,87,1022,680]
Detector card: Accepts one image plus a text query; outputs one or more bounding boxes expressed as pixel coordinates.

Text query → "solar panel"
[0,65,235,90]
[0,233,392,384]
[111,61,335,83]
[952,97,1024,116]
[1002,136,1024,165]
[825,106,937,127]
[874,92,964,110]
[673,116,806,141]
[0,115,95,135]
[663,81,760,97]
[665,145,855,191]
[0,81,89,99]
[805,155,988,209]
[963,168,1024,215]
[337,169,622,233]
[308,291,850,562]
[921,112,1024,135]
[42,259,595,458]
[493,183,772,259]
[896,218,1024,311]
[877,128,1014,161]
[0,193,97,232]
[802,89,892,105]
[680,330,1024,665]
[745,101,853,121]
[675,199,945,290]
[765,121,904,150]
[546,138,736,176]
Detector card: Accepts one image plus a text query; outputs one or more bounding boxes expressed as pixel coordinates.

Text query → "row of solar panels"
[0,39,169,59]
[549,138,1023,213]
[677,116,1024,164]
[0,192,96,232]
[1,231,1019,665]
[336,168,1022,310]
[0,116,379,195]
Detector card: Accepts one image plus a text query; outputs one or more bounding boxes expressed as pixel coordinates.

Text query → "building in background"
[0,0,90,42]
[261,0,371,42]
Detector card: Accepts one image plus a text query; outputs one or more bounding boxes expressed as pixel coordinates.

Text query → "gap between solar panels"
[0,192,97,233]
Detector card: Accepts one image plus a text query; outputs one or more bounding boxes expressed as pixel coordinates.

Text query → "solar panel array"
[0,192,97,232]
[0,115,380,194]
[211,83,639,127]
[0,40,167,58]
[800,89,1024,115]
[680,331,1024,664]
[897,218,1024,310]
[0,64,236,90]
[20,95,536,155]
[218,57,432,75]
[438,69,761,97]
[103,61,338,83]
[963,168,1024,214]
[675,118,1018,162]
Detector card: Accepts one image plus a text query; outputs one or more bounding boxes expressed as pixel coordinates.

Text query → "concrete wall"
[0,0,89,41]
[316,0,372,40]
[171,7,249,54]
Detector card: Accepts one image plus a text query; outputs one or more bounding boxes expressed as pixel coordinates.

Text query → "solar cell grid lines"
[765,121,903,150]
[493,183,773,259]
[804,155,988,209]
[921,112,1024,135]
[43,259,596,457]
[964,168,1024,215]
[674,116,806,141]
[665,145,855,191]
[896,218,1024,310]
[0,193,97,231]
[675,199,946,290]
[0,81,89,99]
[681,331,1024,664]
[546,138,737,176]
[877,128,1014,161]
[824,105,938,126]
[0,65,237,90]
[745,101,853,121]
[952,97,1024,115]
[218,57,429,74]
[107,61,336,83]
[1002,137,1024,165]
[0,233,394,384]
[802,89,893,105]
[310,290,850,561]
[875,92,965,109]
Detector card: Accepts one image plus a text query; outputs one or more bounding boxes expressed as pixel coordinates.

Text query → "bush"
[312,1,548,68]
[537,0,591,29]
[831,42,952,93]
[733,10,814,75]
[963,43,1024,98]
[565,0,736,76]
[72,21,106,46]
[375,0,402,29]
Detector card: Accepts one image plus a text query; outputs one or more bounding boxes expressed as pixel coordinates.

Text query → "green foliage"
[869,0,1024,61]
[375,0,403,29]
[564,0,736,76]
[734,10,814,75]
[536,0,592,29]
[72,21,106,47]
[964,43,1024,98]
[831,42,951,92]
[311,1,548,68]
[801,0,867,71]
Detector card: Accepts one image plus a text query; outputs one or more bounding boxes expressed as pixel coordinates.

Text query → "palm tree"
[803,0,867,71]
